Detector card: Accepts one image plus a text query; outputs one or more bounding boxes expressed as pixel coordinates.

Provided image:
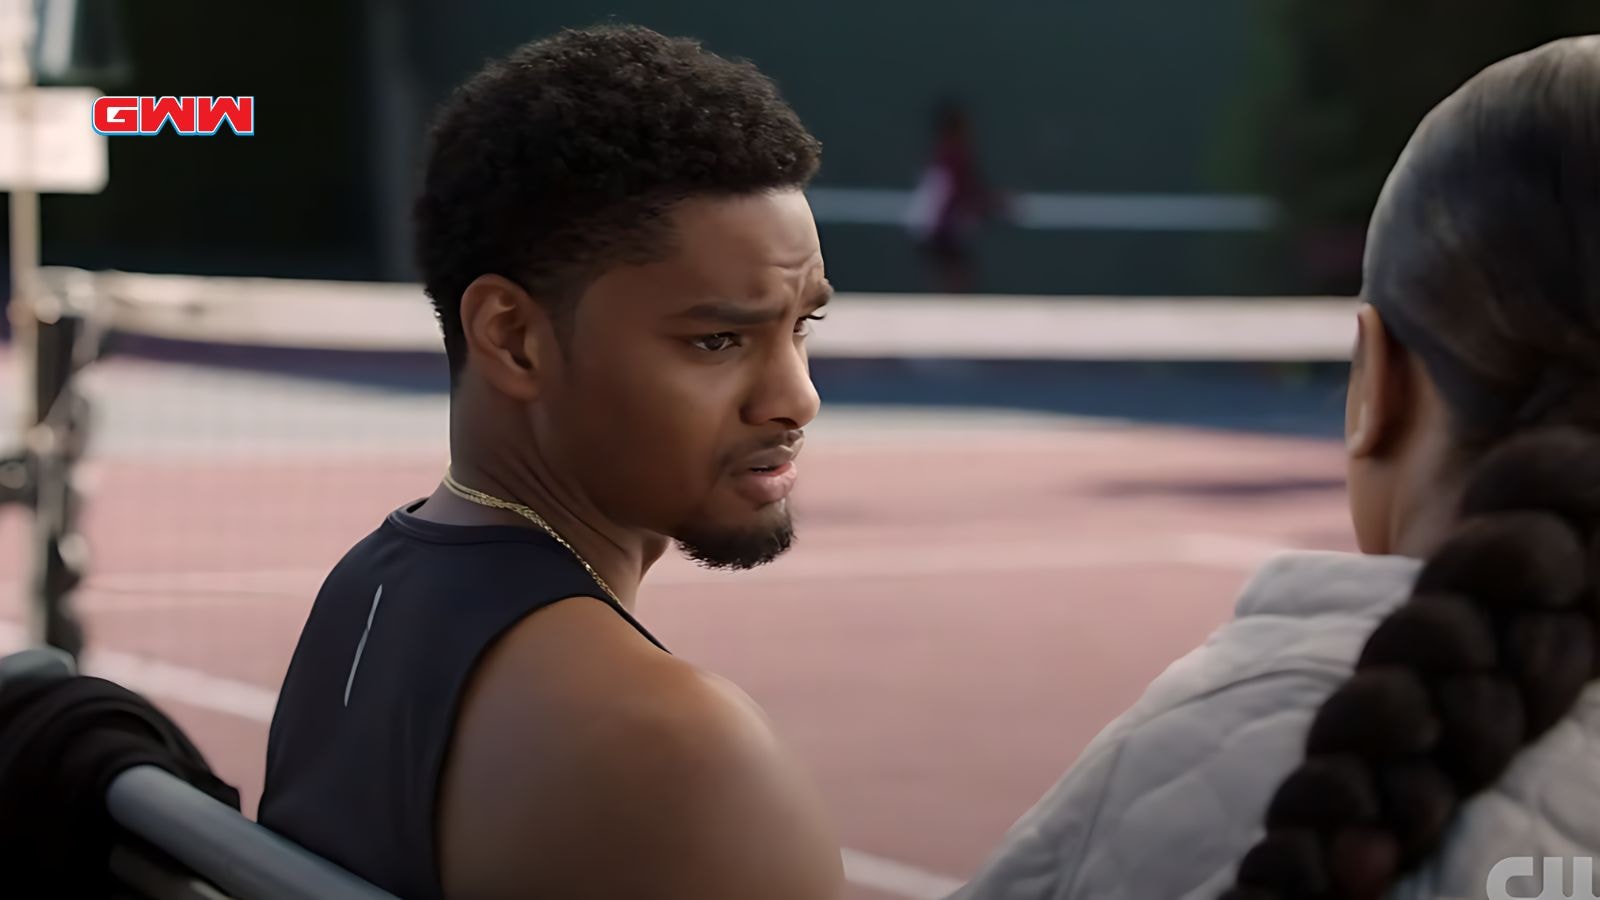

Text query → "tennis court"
[0,291,1358,898]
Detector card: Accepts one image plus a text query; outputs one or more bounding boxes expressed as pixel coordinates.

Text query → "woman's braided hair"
[1223,36,1600,900]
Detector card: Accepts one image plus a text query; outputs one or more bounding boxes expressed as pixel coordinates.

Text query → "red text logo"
[92,96,254,136]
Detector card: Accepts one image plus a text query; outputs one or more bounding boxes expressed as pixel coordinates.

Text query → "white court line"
[804,186,1276,232]
[842,848,965,899]
[0,617,968,899]
[1173,532,1296,570]
[64,531,1294,613]
[0,619,280,721]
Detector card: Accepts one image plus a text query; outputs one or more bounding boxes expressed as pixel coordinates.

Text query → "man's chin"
[674,507,796,571]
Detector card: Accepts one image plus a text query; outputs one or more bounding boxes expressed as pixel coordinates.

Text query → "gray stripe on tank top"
[343,584,384,707]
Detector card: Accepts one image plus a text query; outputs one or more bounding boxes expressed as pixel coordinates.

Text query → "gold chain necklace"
[440,468,621,604]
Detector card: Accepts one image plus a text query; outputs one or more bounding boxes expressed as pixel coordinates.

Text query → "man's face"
[539,189,828,569]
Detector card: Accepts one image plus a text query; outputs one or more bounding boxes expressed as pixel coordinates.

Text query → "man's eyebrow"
[672,301,789,326]
[673,283,834,326]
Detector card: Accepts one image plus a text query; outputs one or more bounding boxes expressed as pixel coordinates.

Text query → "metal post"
[3,0,84,657]
[3,0,39,435]
[363,0,422,281]
[28,287,88,658]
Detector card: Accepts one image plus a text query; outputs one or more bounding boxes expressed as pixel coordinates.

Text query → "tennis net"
[1,265,1360,664]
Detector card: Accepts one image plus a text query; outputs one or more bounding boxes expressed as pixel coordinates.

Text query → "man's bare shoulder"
[437,595,842,899]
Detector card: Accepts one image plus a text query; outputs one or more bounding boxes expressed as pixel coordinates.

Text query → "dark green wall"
[412,1,1257,190]
[25,0,1288,294]
[406,0,1282,294]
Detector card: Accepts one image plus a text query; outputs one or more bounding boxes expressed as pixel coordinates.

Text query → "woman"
[954,35,1600,900]
[905,100,1005,293]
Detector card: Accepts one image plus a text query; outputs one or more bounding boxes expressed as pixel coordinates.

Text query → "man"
[258,25,842,900]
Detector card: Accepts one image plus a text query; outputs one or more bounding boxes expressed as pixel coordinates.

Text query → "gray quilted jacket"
[951,550,1600,900]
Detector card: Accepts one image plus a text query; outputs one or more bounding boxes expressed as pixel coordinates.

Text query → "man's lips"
[732,440,803,505]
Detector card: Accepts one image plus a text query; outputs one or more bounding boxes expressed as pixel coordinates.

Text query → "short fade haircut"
[412,24,824,377]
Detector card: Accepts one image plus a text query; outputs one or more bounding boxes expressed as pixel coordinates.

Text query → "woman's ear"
[1347,304,1401,460]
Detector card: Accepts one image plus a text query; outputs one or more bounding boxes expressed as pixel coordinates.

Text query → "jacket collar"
[1233,550,1422,620]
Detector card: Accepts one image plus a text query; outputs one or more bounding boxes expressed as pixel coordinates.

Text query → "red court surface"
[0,352,1355,899]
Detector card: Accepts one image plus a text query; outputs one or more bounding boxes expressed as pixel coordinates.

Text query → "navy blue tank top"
[257,501,666,899]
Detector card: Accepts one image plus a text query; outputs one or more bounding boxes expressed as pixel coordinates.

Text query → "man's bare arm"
[437,599,843,899]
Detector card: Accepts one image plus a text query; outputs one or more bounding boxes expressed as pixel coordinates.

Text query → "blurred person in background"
[951,35,1600,900]
[905,99,1007,294]
[256,25,843,900]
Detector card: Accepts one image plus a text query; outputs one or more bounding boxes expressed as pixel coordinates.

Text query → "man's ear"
[458,275,552,401]
[1347,303,1408,460]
